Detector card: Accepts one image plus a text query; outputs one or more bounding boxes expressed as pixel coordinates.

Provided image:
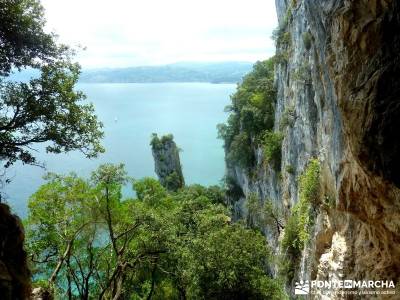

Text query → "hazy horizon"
[81,60,255,70]
[41,0,278,68]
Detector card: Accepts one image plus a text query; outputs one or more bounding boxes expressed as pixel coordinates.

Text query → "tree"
[26,173,98,298]
[0,0,104,169]
[26,165,287,299]
[27,165,173,299]
[164,192,286,300]
[217,58,276,170]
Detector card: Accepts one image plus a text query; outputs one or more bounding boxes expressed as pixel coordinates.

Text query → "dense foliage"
[26,164,287,299]
[150,134,185,191]
[279,105,296,131]
[150,133,174,150]
[279,159,320,283]
[217,59,278,170]
[262,131,284,170]
[0,0,103,168]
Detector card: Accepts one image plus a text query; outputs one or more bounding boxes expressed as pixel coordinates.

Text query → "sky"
[41,0,278,68]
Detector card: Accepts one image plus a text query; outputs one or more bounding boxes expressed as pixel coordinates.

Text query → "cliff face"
[0,203,31,300]
[226,0,400,297]
[151,134,185,191]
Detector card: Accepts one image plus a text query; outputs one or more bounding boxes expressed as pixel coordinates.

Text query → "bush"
[272,28,291,48]
[292,62,311,84]
[133,177,167,205]
[246,193,263,227]
[177,184,226,205]
[279,159,320,283]
[299,159,321,207]
[165,171,184,192]
[262,131,284,170]
[150,133,174,150]
[227,132,254,169]
[218,58,276,170]
[245,194,284,236]
[274,51,290,65]
[279,105,296,130]
[285,165,295,174]
[291,158,320,248]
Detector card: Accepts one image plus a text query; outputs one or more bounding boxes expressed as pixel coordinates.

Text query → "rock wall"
[0,203,31,300]
[304,0,400,296]
[226,0,400,298]
[151,134,185,191]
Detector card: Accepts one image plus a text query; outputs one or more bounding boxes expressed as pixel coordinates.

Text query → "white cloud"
[41,0,277,68]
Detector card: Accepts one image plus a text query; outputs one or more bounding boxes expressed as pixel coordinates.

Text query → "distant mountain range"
[7,62,254,84]
[79,62,253,83]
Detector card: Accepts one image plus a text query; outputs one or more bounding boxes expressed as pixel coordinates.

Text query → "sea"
[3,82,235,217]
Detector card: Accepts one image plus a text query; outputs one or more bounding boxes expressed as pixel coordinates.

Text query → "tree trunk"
[48,240,73,285]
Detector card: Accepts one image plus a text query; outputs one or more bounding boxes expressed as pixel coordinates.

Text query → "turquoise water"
[4,83,235,216]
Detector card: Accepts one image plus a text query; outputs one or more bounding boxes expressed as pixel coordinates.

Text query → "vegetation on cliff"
[246,194,284,236]
[26,164,286,299]
[150,134,185,191]
[280,159,320,282]
[217,58,283,171]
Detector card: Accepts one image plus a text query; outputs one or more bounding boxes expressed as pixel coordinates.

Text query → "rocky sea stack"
[150,133,185,191]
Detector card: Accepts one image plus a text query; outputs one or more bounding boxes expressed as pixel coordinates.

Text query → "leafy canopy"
[26,164,287,299]
[217,58,277,170]
[0,0,104,168]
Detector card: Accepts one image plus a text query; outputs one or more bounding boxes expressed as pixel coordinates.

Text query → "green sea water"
[4,82,235,216]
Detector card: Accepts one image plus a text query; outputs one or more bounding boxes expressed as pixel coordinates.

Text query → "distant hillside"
[79,62,253,83]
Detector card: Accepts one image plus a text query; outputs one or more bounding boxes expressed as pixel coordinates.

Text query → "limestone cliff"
[224,0,400,298]
[0,203,31,300]
[150,134,185,191]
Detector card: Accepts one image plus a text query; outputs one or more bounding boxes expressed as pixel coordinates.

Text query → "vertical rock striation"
[150,134,185,191]
[225,0,400,298]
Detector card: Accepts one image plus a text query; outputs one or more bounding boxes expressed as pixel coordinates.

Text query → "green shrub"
[262,131,284,170]
[217,114,239,150]
[133,177,167,206]
[262,199,284,235]
[272,3,292,48]
[165,171,184,192]
[279,159,320,283]
[227,132,254,169]
[246,193,262,227]
[292,159,321,246]
[279,105,296,130]
[299,159,321,207]
[218,58,276,170]
[246,195,284,236]
[274,51,290,65]
[285,165,295,174]
[282,159,320,250]
[150,133,174,149]
[292,62,311,84]
[272,28,291,48]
